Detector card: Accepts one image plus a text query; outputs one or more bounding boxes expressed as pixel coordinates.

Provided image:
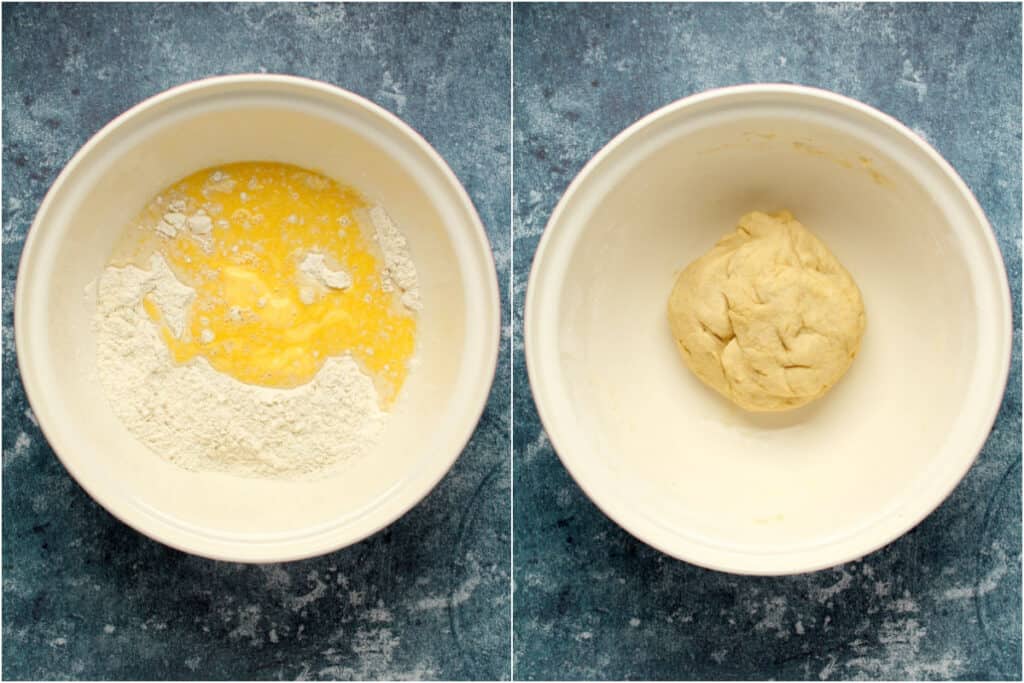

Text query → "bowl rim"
[15,73,502,563]
[524,82,1013,575]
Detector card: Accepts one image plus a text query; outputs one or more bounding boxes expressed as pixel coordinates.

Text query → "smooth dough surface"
[668,210,866,412]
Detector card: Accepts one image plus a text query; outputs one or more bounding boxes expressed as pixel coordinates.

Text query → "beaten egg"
[121,162,417,405]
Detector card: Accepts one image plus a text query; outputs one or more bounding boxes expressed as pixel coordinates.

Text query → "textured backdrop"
[2,4,510,680]
[512,3,1021,680]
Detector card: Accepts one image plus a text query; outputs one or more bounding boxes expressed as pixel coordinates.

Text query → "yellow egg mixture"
[117,162,417,405]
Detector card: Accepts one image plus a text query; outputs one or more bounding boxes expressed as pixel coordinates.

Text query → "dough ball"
[667,210,865,412]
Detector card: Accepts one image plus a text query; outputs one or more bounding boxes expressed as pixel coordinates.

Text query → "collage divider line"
[508,1,515,680]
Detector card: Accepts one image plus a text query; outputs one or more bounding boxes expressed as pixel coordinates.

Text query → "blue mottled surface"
[2,4,509,680]
[513,3,1020,680]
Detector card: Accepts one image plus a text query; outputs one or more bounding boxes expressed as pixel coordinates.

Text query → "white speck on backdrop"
[899,58,928,102]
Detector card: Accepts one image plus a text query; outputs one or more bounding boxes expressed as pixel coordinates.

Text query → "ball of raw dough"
[667,210,865,411]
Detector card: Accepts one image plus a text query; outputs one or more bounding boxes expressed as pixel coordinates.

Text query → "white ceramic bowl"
[525,84,1011,575]
[16,75,500,562]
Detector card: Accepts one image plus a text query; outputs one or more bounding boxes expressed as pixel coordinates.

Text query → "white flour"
[92,190,427,480]
[93,185,421,479]
[93,253,389,478]
[298,252,352,291]
[94,252,387,479]
[371,206,421,311]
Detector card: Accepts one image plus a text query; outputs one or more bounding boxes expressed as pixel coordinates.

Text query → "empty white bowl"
[525,84,1011,575]
[16,75,500,562]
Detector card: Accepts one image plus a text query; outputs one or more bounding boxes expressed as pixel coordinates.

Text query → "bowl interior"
[528,88,1009,573]
[18,78,498,561]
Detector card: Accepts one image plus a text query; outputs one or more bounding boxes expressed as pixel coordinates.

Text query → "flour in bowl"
[94,252,387,478]
[91,162,421,479]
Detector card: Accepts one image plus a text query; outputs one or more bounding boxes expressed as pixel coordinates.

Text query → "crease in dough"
[667,210,866,412]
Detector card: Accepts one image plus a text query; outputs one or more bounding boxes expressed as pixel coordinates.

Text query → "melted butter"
[127,161,416,405]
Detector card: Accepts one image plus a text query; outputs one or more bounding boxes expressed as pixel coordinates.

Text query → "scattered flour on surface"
[92,254,385,479]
